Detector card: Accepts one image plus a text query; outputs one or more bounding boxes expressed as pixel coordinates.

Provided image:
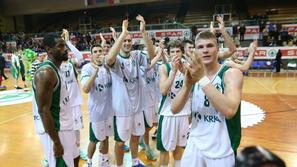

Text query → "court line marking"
[250,77,295,109]
[0,112,31,125]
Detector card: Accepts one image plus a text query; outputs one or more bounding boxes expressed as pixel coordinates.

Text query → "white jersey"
[158,63,191,116]
[190,65,241,158]
[155,61,163,99]
[140,58,159,109]
[60,61,83,107]
[81,63,113,122]
[32,60,73,133]
[110,50,147,116]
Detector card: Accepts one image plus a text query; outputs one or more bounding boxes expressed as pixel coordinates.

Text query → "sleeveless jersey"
[60,61,83,107]
[81,63,113,122]
[110,50,147,116]
[140,57,160,109]
[190,64,241,158]
[32,60,72,133]
[158,63,191,116]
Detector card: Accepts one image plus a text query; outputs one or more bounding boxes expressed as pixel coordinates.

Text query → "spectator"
[232,24,238,39]
[239,24,246,41]
[275,49,282,72]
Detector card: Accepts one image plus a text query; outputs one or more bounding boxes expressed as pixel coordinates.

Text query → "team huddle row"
[32,15,257,167]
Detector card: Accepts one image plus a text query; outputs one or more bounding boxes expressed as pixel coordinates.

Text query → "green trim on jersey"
[156,115,166,152]
[119,53,130,59]
[89,123,99,142]
[113,116,124,142]
[34,60,62,131]
[56,157,68,167]
[218,64,241,156]
[226,103,241,156]
[143,111,152,128]
[157,63,171,114]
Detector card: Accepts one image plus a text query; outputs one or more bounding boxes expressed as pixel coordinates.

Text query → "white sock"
[174,160,181,167]
[132,158,139,165]
[87,158,92,164]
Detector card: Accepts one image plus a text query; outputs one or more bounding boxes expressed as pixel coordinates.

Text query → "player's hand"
[99,33,106,42]
[158,39,165,49]
[110,27,116,33]
[216,16,225,32]
[171,55,182,72]
[53,141,64,157]
[61,29,69,41]
[210,21,215,34]
[136,14,146,33]
[183,50,205,85]
[122,19,129,35]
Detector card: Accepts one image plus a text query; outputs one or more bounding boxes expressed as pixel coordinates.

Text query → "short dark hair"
[105,41,111,45]
[90,44,102,53]
[43,33,59,48]
[183,39,194,45]
[167,40,184,54]
[195,31,217,45]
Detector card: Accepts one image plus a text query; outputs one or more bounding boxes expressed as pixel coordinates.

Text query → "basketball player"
[171,31,243,167]
[105,15,155,167]
[157,40,190,167]
[33,33,78,167]
[81,44,113,167]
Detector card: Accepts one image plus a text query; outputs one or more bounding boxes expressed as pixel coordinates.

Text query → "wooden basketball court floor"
[0,71,296,167]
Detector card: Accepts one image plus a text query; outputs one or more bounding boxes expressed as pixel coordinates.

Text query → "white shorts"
[39,133,50,161]
[89,116,113,142]
[114,111,145,142]
[157,115,189,152]
[75,130,80,152]
[143,106,158,128]
[72,106,83,130]
[46,130,79,167]
[182,139,235,167]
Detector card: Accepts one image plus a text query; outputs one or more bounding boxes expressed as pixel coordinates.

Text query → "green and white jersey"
[190,64,241,158]
[81,63,113,122]
[158,63,191,116]
[32,60,72,133]
[110,50,147,116]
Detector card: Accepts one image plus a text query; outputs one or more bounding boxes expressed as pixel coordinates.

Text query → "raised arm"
[210,21,215,34]
[148,39,165,69]
[216,16,237,59]
[99,33,106,48]
[106,20,129,66]
[161,48,169,64]
[81,65,99,93]
[34,67,63,157]
[227,41,257,72]
[159,55,180,96]
[62,29,83,62]
[110,27,117,41]
[136,15,155,60]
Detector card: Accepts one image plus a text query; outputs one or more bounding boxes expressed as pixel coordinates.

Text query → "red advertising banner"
[155,31,183,37]
[245,26,259,34]
[283,24,297,32]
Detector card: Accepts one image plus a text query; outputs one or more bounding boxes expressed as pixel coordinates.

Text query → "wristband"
[198,76,210,88]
